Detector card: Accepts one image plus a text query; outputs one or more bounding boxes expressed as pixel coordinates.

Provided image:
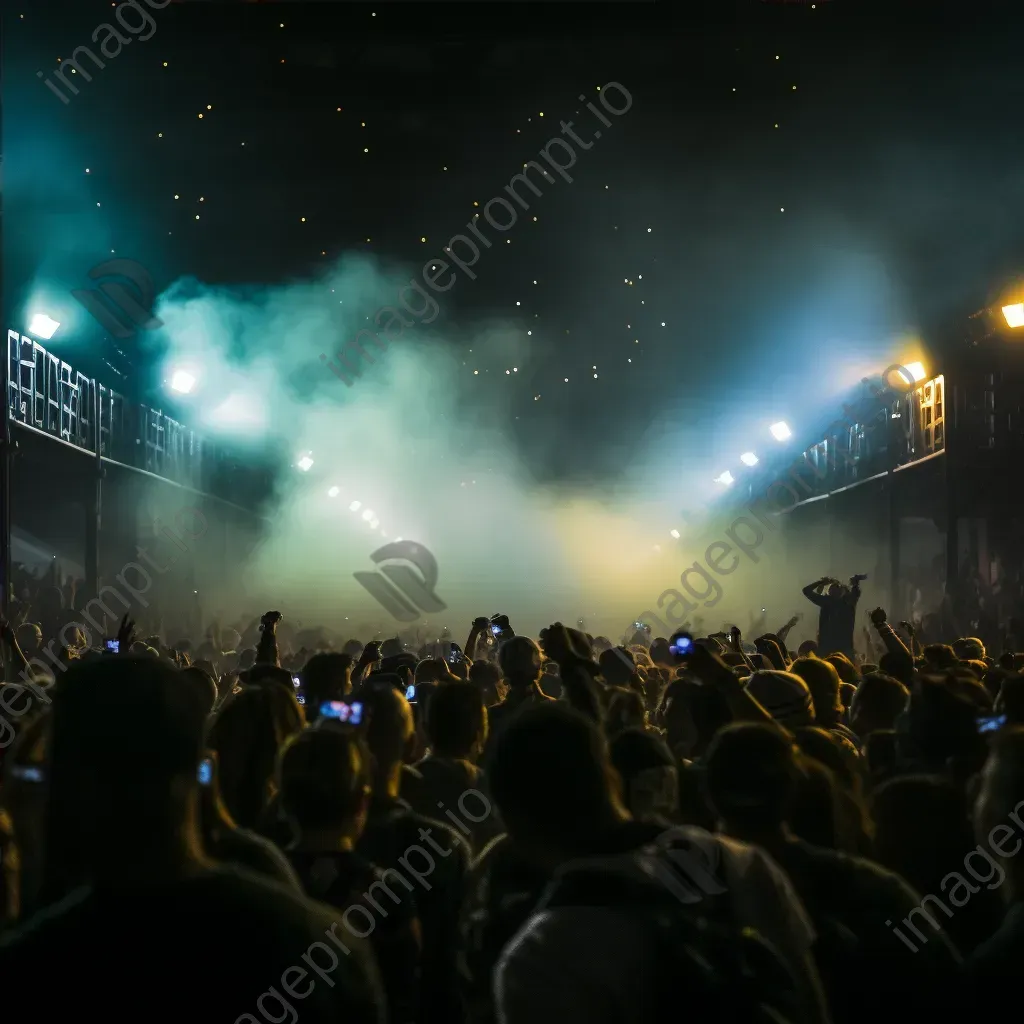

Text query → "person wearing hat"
[744,669,816,729]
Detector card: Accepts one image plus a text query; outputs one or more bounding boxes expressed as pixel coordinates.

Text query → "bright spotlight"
[28,313,60,340]
[740,452,759,467]
[327,486,340,498]
[362,509,375,522]
[349,500,361,511]
[170,369,196,394]
[902,361,926,383]
[1003,303,1024,328]
[669,529,680,539]
[770,421,791,441]
[715,471,735,486]
[297,454,314,472]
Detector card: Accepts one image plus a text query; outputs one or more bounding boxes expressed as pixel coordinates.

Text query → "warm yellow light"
[1003,303,1024,328]
[903,361,926,383]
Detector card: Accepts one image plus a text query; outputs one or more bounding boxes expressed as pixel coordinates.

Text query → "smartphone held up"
[668,632,694,663]
[320,700,364,726]
[977,714,1007,734]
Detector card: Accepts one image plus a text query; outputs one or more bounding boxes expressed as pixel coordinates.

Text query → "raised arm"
[755,634,788,670]
[898,620,922,659]
[868,607,912,659]
[681,641,775,726]
[539,623,603,723]
[465,617,489,662]
[727,626,757,673]
[255,610,282,667]
[774,614,800,645]
[802,579,830,608]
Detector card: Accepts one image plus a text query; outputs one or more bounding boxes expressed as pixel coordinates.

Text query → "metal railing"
[722,375,948,511]
[6,329,270,500]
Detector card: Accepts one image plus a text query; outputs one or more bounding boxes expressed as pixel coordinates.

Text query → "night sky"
[8,0,1024,493]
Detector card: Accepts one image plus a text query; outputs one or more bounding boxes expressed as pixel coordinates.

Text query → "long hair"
[207,684,304,829]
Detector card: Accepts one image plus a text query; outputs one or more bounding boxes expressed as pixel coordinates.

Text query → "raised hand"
[540,622,590,664]
[116,613,136,649]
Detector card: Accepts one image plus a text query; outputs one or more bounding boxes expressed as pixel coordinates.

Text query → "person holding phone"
[483,636,557,763]
[195,751,302,891]
[464,616,494,662]
[802,575,866,659]
[300,652,356,723]
[0,656,386,1024]
[351,680,470,1024]
[412,681,501,852]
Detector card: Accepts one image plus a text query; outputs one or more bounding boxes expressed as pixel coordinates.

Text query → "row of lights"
[711,361,929,492]
[713,420,792,488]
[297,454,399,537]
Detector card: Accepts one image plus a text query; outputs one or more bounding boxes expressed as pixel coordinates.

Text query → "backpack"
[536,843,808,1024]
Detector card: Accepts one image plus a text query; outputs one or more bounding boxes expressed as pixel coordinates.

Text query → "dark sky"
[7,0,1024,486]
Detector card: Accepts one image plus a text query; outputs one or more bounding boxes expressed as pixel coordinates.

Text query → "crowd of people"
[1,566,1023,1024]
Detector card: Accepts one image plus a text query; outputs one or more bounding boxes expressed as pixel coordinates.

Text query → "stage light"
[770,421,791,441]
[297,454,314,472]
[362,508,375,521]
[28,313,60,340]
[740,452,759,467]
[670,529,680,539]
[901,361,926,383]
[1003,303,1024,328]
[327,486,339,498]
[170,369,196,394]
[369,518,380,530]
[349,500,361,511]
[715,471,734,486]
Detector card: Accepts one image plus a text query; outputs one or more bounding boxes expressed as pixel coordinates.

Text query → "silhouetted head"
[790,657,843,727]
[608,728,677,822]
[278,727,372,838]
[46,657,207,883]
[426,680,487,760]
[490,704,627,865]
[301,652,353,720]
[704,723,800,836]
[497,636,543,686]
[850,672,909,739]
[352,679,416,783]
[207,683,304,829]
